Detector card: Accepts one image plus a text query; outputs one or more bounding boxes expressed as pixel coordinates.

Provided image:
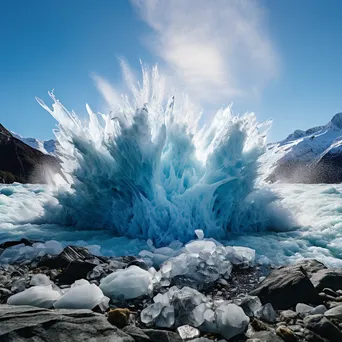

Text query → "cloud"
[131,0,278,105]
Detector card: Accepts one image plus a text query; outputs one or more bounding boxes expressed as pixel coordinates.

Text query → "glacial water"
[1,65,342,267]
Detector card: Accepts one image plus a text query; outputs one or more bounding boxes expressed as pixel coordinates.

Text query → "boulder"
[0,304,134,341]
[57,260,96,284]
[310,269,342,291]
[304,314,342,342]
[250,261,321,309]
[38,245,99,269]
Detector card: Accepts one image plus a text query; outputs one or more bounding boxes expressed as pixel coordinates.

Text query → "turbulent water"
[1,65,342,266]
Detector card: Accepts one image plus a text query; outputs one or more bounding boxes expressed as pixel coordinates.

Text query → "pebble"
[275,326,298,342]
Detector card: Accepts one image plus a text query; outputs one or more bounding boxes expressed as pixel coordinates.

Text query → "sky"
[1,0,342,142]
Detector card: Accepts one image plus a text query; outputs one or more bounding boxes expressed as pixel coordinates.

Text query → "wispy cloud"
[131,0,278,105]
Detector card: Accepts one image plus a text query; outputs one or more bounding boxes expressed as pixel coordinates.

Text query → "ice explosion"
[38,65,284,245]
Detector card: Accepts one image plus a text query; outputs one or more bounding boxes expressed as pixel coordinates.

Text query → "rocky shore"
[1,239,342,341]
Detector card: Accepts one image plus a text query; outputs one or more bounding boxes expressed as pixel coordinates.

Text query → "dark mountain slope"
[0,124,60,184]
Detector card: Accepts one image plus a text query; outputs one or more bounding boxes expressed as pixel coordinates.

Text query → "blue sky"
[1,0,342,142]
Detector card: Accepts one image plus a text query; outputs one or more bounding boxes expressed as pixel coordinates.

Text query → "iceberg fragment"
[7,285,61,308]
[54,282,104,309]
[100,265,154,299]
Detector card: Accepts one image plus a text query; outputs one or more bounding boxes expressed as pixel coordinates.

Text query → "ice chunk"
[141,302,164,326]
[87,265,104,279]
[177,325,200,340]
[54,283,104,309]
[100,265,153,299]
[44,240,63,255]
[239,296,262,317]
[155,305,175,328]
[153,292,170,305]
[195,229,204,240]
[232,247,255,268]
[255,303,277,323]
[30,274,51,286]
[71,279,90,287]
[215,304,250,340]
[192,303,207,327]
[185,240,216,254]
[7,285,61,308]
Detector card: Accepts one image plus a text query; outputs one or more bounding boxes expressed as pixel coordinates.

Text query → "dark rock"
[324,304,342,321]
[250,318,269,331]
[295,259,327,277]
[246,331,284,341]
[304,329,327,342]
[304,314,342,342]
[0,238,38,249]
[38,245,96,269]
[0,304,134,341]
[123,325,151,342]
[143,329,182,342]
[57,260,96,284]
[310,269,342,291]
[0,124,61,184]
[322,288,339,297]
[280,310,298,323]
[275,326,298,342]
[107,308,130,329]
[250,261,320,309]
[127,259,149,271]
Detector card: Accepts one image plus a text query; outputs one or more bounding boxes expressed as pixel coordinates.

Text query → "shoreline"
[1,239,342,341]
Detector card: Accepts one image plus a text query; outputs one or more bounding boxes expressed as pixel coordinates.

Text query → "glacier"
[35,65,288,245]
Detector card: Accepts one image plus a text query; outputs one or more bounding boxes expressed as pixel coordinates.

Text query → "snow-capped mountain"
[11,132,56,155]
[266,113,342,183]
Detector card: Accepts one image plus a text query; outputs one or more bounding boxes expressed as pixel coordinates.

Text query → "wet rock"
[276,326,298,342]
[304,314,342,341]
[250,261,320,309]
[295,303,314,316]
[143,329,182,342]
[323,287,339,297]
[310,305,327,315]
[246,331,284,341]
[0,304,134,341]
[0,238,37,249]
[324,304,342,321]
[57,260,96,285]
[254,303,277,323]
[250,318,269,331]
[107,308,131,329]
[38,246,97,269]
[280,310,298,323]
[310,269,342,291]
